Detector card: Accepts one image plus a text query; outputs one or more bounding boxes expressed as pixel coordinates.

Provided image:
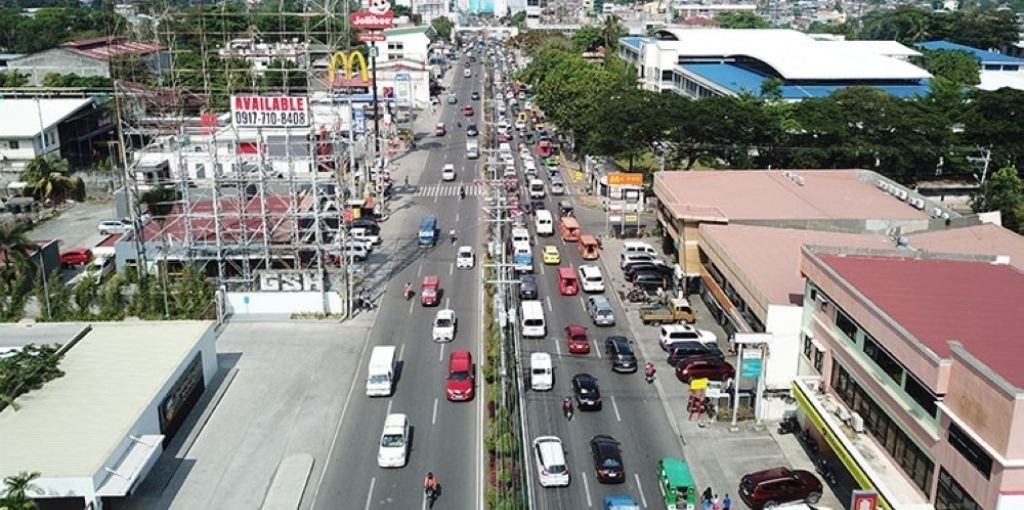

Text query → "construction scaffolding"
[110,0,365,298]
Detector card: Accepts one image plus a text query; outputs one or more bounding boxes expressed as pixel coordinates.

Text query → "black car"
[471,91,480,100]
[632,271,669,288]
[590,435,625,483]
[466,124,479,137]
[666,341,722,367]
[571,373,602,410]
[519,274,538,300]
[605,336,637,373]
[624,261,672,280]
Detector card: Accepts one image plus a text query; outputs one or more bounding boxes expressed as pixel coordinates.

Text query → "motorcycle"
[777,415,799,435]
[627,289,648,303]
[562,399,573,420]
[799,427,819,454]
[644,363,656,384]
[403,285,414,300]
[816,458,837,485]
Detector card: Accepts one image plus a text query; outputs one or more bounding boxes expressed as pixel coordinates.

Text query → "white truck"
[466,139,480,159]
[366,345,396,397]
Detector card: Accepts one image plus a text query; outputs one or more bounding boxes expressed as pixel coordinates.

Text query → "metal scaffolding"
[111,0,357,294]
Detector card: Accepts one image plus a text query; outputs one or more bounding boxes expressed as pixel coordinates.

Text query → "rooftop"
[133,194,310,244]
[908,223,1024,271]
[0,321,213,478]
[0,98,95,139]
[654,170,932,222]
[917,40,1024,65]
[652,28,930,81]
[681,63,931,99]
[818,254,1024,389]
[383,25,434,37]
[699,224,893,306]
[61,36,164,61]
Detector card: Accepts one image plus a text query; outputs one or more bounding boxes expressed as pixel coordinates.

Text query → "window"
[803,335,813,359]
[948,423,993,479]
[835,310,859,341]
[387,42,404,50]
[863,336,904,384]
[9,140,19,150]
[904,373,937,418]
[813,349,824,373]
[661,70,673,81]
[936,468,981,510]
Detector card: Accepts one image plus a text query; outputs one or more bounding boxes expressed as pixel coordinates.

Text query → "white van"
[578,264,605,293]
[534,210,553,236]
[529,352,553,391]
[528,179,545,199]
[511,227,531,245]
[622,241,657,257]
[521,300,546,338]
[366,345,396,396]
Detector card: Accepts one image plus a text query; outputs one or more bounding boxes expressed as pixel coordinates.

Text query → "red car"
[675,355,735,383]
[446,350,474,401]
[421,275,440,307]
[739,467,823,509]
[566,324,591,354]
[60,248,93,267]
[434,123,447,136]
[463,105,474,116]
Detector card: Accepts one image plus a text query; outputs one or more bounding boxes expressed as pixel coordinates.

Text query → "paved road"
[306,63,487,510]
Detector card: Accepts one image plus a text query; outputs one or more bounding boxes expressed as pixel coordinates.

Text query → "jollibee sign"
[351,0,393,30]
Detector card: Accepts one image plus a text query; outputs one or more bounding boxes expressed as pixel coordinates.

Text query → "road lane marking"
[399,343,406,363]
[594,341,602,359]
[554,336,562,356]
[408,299,414,314]
[579,296,587,314]
[450,263,454,276]
[539,263,545,275]
[386,400,393,415]
[611,395,621,421]
[581,471,594,507]
[439,342,446,361]
[545,296,552,312]
[445,297,451,308]
[418,264,424,277]
[635,473,649,508]
[364,477,376,510]
[432,397,439,424]
[456,212,461,222]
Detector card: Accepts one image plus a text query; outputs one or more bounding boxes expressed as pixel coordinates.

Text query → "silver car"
[586,295,616,326]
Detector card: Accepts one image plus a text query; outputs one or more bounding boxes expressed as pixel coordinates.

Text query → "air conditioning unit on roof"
[932,207,943,217]
[850,412,865,433]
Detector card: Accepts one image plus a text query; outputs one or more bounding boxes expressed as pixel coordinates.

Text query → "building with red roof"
[794,246,1024,510]
[6,36,169,87]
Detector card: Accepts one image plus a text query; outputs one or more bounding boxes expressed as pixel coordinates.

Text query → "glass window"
[835,310,859,341]
[948,423,993,479]
[904,373,938,417]
[936,468,981,510]
[813,349,824,373]
[661,70,673,81]
[9,140,19,149]
[863,336,904,384]
[803,335,813,359]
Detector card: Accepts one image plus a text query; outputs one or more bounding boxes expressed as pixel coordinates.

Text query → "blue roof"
[603,495,641,510]
[680,63,931,99]
[620,37,646,50]
[917,40,1024,64]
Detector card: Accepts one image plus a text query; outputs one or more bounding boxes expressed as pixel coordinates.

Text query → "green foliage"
[35,268,73,321]
[916,49,980,86]
[510,10,526,28]
[0,7,123,54]
[41,73,112,88]
[962,88,1024,171]
[0,343,64,408]
[431,16,454,42]
[0,71,29,87]
[263,58,306,93]
[168,267,215,318]
[971,167,1024,233]
[138,185,180,218]
[571,25,604,52]
[715,11,771,28]
[96,273,127,320]
[858,6,1018,48]
[21,156,78,204]
[0,471,43,510]
[110,53,152,84]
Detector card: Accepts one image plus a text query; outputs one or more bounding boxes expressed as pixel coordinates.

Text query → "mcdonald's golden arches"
[327,51,370,86]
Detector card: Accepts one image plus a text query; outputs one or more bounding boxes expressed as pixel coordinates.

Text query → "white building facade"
[0,98,94,174]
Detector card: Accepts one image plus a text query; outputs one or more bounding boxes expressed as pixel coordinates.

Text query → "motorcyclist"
[424,472,438,497]
[403,282,413,299]
[562,396,573,418]
[645,362,656,383]
[449,229,457,243]
[457,120,462,128]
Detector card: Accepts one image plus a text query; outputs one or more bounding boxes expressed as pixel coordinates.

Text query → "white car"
[442,163,456,181]
[515,120,526,131]
[578,264,605,293]
[350,227,381,245]
[658,324,718,351]
[432,309,457,342]
[456,245,476,269]
[533,436,570,487]
[377,413,410,467]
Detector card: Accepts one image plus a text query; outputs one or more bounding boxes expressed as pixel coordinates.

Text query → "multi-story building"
[216,38,308,75]
[918,40,1024,92]
[795,247,1024,509]
[618,28,930,99]
[0,97,111,174]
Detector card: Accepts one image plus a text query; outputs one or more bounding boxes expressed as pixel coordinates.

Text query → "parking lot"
[28,200,118,252]
[122,319,373,510]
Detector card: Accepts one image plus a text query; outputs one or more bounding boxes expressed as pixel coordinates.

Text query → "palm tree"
[21,156,77,206]
[602,15,624,52]
[1,471,42,509]
[0,222,37,287]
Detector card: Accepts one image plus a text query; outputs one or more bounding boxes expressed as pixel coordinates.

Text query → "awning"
[95,434,165,497]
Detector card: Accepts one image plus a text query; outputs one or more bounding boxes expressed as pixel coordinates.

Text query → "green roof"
[658,457,695,486]
[384,25,432,36]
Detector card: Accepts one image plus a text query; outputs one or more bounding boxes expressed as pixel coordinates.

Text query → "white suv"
[578,265,605,293]
[377,413,410,467]
[432,309,457,342]
[442,164,456,181]
[533,436,569,487]
[658,324,718,351]
[97,219,131,235]
[456,245,475,269]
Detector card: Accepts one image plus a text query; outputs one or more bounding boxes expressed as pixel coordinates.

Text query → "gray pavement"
[121,319,375,510]
[27,199,118,251]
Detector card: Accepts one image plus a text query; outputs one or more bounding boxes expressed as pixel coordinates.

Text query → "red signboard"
[350,10,393,30]
[358,33,387,42]
[851,491,878,510]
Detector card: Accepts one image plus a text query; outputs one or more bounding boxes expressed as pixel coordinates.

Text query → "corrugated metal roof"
[0,321,213,478]
[0,98,94,139]
[682,62,932,98]
[908,224,1024,271]
[819,254,1024,389]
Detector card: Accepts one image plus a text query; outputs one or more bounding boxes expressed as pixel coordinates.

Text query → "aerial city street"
[2,1,1024,510]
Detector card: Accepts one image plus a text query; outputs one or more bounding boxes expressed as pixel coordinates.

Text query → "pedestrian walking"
[722,494,732,510]
[702,497,712,510]
[702,487,713,504]
[712,494,722,510]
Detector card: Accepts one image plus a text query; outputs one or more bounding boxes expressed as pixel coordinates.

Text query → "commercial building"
[0,97,112,174]
[0,321,218,510]
[794,247,1024,510]
[216,38,309,75]
[917,40,1024,92]
[6,36,169,86]
[618,28,930,99]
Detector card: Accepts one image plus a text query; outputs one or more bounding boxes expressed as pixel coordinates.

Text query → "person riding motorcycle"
[562,396,573,418]
[457,120,462,128]
[459,185,466,199]
[424,472,438,499]
[449,229,457,243]
[403,282,413,299]
[645,362,656,382]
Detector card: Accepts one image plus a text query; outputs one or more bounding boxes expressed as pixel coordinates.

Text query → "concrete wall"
[765,303,803,390]
[225,290,343,316]
[6,49,108,86]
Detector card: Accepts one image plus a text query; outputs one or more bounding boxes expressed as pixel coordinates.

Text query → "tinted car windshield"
[381,433,405,447]
[600,457,622,468]
[449,371,471,381]
[436,318,452,327]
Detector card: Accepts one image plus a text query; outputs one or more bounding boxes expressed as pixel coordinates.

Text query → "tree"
[262,58,305,93]
[0,471,42,510]
[715,11,771,29]
[971,167,1023,233]
[41,73,113,88]
[571,25,604,53]
[962,88,1024,171]
[0,222,37,290]
[0,71,29,87]
[169,266,215,318]
[585,89,670,171]
[138,186,181,219]
[917,49,980,86]
[510,10,526,28]
[110,53,151,84]
[859,6,933,44]
[431,16,453,42]
[601,15,624,51]
[0,343,64,411]
[946,7,1019,50]
[35,268,73,322]
[21,156,77,205]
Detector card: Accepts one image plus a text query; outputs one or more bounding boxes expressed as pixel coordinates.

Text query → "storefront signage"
[351,0,393,30]
[230,95,309,128]
[607,172,643,186]
[358,32,387,42]
[258,270,323,292]
[851,491,878,510]
[328,51,371,88]
[158,353,205,443]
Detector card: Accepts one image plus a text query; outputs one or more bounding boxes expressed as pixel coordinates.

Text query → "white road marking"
[635,473,649,508]
[432,397,439,424]
[399,343,406,363]
[579,296,587,313]
[594,341,602,359]
[611,395,622,421]
[554,336,562,356]
[445,297,451,308]
[408,299,415,314]
[545,296,552,312]
[386,400,393,415]
[450,263,454,276]
[581,471,594,507]
[418,264,424,277]
[439,342,446,362]
[364,477,376,510]
[539,263,545,275]
[456,212,461,222]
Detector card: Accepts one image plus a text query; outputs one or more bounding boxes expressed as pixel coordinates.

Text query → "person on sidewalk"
[711,494,722,510]
[701,487,713,505]
[722,494,732,510]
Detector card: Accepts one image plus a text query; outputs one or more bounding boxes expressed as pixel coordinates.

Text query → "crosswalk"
[411,183,488,197]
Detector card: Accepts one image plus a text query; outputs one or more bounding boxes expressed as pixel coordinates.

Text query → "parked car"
[666,341,718,367]
[96,219,131,235]
[739,467,823,509]
[590,435,625,483]
[571,373,602,410]
[659,325,718,351]
[675,355,735,383]
[519,274,538,299]
[60,248,92,267]
[605,336,637,373]
[625,263,673,281]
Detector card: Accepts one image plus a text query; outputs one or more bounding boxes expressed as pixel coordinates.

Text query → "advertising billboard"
[230,95,309,128]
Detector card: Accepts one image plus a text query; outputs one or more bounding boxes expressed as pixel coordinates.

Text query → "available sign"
[607,172,643,186]
[350,10,393,30]
[231,95,309,128]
